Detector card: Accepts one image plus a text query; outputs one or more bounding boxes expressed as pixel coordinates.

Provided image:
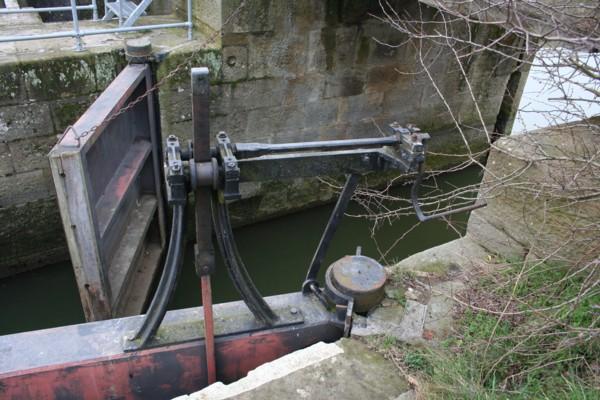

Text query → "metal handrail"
[0,5,96,15]
[0,0,192,51]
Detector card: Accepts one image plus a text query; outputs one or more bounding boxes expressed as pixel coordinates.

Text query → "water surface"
[0,167,481,335]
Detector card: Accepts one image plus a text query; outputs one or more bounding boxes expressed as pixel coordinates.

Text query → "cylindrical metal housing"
[324,255,387,313]
[125,37,153,63]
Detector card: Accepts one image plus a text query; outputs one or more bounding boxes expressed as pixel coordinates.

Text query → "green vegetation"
[369,260,599,399]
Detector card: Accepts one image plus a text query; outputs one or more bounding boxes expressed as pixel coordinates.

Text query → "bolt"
[227,162,236,168]
[227,56,237,67]
[290,307,298,315]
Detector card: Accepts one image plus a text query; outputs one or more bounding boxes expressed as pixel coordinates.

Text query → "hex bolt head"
[290,307,298,315]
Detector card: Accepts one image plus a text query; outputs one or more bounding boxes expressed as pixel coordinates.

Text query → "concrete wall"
[0,0,527,275]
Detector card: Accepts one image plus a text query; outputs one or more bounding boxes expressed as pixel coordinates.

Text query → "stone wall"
[0,0,528,275]
[0,50,127,276]
[468,120,600,266]
[163,0,527,223]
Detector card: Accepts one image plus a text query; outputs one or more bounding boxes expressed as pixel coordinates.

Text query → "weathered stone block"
[230,78,286,110]
[288,123,347,143]
[221,45,249,82]
[245,105,304,138]
[50,95,97,135]
[251,34,309,79]
[185,339,409,400]
[323,74,365,98]
[303,98,339,129]
[368,35,406,65]
[346,119,388,139]
[212,110,249,139]
[283,75,325,105]
[320,25,361,71]
[210,83,233,115]
[306,29,326,72]
[382,87,422,122]
[0,169,53,208]
[222,0,276,33]
[167,120,193,143]
[0,102,54,141]
[468,125,600,266]
[365,64,414,94]
[245,32,275,79]
[0,64,25,106]
[185,0,222,35]
[161,88,192,129]
[94,50,127,90]
[289,0,326,32]
[0,197,68,278]
[0,141,14,177]
[8,136,56,174]
[338,92,384,124]
[157,48,221,137]
[20,55,96,101]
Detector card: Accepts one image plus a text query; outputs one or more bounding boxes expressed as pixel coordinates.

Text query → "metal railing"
[0,0,192,51]
[0,1,98,20]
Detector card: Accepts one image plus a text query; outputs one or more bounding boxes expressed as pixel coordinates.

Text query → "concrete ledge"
[179,339,411,400]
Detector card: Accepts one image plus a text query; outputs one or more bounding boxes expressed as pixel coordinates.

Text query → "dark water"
[0,167,481,336]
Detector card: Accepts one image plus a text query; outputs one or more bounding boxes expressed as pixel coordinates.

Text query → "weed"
[372,259,599,399]
[403,351,432,374]
[382,335,397,349]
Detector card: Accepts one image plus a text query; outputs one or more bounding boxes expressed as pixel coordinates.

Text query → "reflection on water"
[0,167,482,335]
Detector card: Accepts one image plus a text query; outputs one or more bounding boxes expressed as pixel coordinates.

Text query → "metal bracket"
[165,135,187,205]
[216,132,241,201]
[389,122,430,169]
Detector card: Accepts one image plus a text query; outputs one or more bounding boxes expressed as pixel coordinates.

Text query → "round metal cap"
[125,38,153,63]
[325,255,387,313]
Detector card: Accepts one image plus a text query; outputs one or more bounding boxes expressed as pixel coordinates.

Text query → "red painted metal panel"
[0,324,341,400]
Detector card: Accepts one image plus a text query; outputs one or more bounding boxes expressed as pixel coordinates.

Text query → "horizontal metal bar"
[0,22,191,43]
[235,136,400,159]
[0,6,94,14]
[238,148,407,182]
[81,22,190,36]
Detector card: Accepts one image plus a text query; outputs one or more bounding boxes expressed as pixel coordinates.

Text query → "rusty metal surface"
[327,255,387,313]
[201,275,216,384]
[0,293,340,399]
[48,64,167,321]
[0,324,340,400]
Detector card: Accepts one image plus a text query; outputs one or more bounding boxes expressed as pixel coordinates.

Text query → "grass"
[367,259,600,399]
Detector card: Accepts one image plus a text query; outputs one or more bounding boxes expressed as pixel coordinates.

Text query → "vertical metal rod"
[302,174,360,292]
[192,67,217,382]
[118,0,124,26]
[92,0,98,20]
[187,0,193,40]
[201,276,216,384]
[69,0,84,51]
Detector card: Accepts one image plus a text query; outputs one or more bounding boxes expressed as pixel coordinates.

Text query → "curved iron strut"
[211,192,278,326]
[410,161,486,222]
[125,204,186,351]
